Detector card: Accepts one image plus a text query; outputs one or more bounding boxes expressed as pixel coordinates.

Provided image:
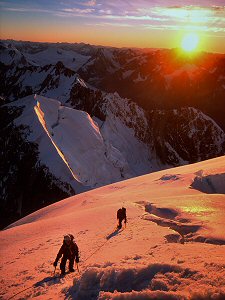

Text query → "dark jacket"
[117,208,127,223]
[55,241,79,263]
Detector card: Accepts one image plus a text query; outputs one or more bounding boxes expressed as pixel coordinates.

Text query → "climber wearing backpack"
[117,207,127,229]
[53,234,79,275]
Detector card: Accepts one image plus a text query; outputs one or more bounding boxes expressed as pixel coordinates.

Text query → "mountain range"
[1,40,225,228]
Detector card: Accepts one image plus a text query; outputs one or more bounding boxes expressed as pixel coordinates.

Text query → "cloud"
[83,0,96,6]
[89,22,133,28]
[62,7,95,14]
[1,0,225,35]
[151,5,225,29]
[143,24,225,33]
[1,7,55,14]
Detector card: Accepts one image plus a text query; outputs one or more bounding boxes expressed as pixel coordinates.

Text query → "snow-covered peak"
[24,46,91,71]
[0,42,33,67]
[0,41,91,71]
[34,95,134,187]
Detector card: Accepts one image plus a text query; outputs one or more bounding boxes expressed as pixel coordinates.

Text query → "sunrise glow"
[181,33,199,52]
[0,0,225,53]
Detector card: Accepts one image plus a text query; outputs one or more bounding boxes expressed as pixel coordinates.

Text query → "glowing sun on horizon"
[181,33,199,52]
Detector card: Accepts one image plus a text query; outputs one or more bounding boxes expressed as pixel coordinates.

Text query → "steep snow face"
[34,95,160,188]
[100,93,160,174]
[34,95,133,187]
[6,95,86,194]
[1,156,225,299]
[4,92,163,201]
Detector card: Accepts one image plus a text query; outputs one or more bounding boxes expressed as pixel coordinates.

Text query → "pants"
[60,255,75,274]
[117,218,123,229]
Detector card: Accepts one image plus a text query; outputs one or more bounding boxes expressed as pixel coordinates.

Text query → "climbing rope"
[8,225,122,300]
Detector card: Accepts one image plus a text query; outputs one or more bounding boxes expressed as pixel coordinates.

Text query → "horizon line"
[1,38,225,55]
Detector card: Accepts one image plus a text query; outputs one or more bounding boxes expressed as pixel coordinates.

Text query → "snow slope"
[24,47,91,71]
[6,95,86,194]
[1,155,225,299]
[35,95,130,186]
[34,95,157,187]
[0,42,91,71]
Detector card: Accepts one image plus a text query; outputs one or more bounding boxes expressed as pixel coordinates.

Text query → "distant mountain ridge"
[0,40,225,227]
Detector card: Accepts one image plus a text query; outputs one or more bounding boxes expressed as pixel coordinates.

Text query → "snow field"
[1,155,225,299]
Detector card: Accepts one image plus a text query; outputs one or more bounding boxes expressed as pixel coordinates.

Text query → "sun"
[181,33,199,52]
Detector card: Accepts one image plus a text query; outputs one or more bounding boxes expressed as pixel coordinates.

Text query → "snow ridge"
[34,95,133,187]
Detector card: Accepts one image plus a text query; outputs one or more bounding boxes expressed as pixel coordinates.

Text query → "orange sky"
[0,1,225,52]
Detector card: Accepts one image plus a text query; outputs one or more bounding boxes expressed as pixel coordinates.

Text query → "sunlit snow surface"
[34,95,157,188]
[1,155,225,299]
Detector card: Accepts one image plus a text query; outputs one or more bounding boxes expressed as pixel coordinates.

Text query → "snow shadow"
[143,202,225,245]
[148,217,201,236]
[164,233,181,243]
[34,275,61,287]
[190,173,225,194]
[158,174,181,182]
[143,201,200,243]
[192,235,225,245]
[145,203,178,220]
[140,201,196,243]
[65,263,197,300]
[106,229,121,240]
